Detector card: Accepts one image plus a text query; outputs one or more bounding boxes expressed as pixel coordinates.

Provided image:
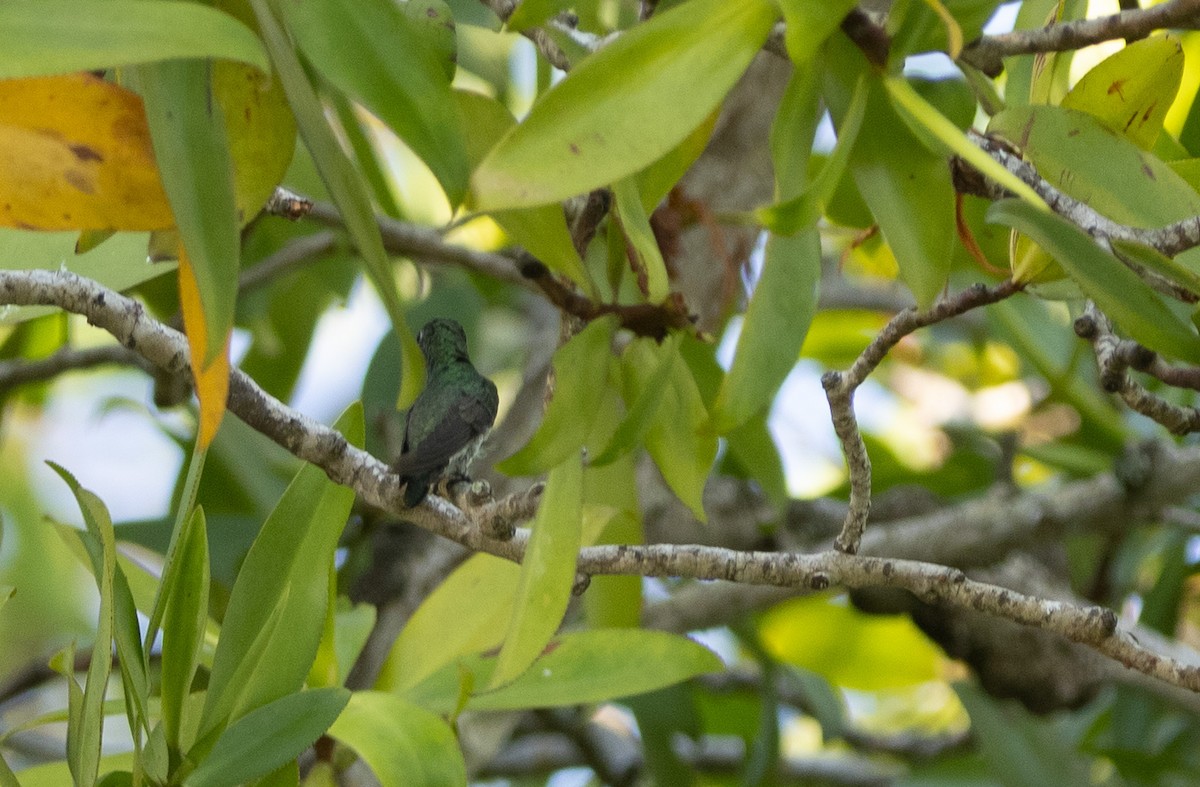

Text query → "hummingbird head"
[417,318,470,366]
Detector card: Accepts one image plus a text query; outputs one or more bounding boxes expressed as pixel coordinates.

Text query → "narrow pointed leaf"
[712,230,820,433]
[200,405,362,736]
[489,452,584,688]
[161,507,211,751]
[186,688,350,787]
[136,60,239,369]
[0,0,267,78]
[277,0,468,204]
[988,199,1200,363]
[250,0,424,406]
[612,177,669,302]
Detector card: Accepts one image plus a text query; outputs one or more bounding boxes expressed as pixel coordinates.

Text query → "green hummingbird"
[393,318,499,507]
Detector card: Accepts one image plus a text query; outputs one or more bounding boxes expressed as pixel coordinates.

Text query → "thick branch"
[961,0,1200,77]
[4,269,1200,694]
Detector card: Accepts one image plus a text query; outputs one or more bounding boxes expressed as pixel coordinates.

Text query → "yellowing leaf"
[179,248,231,449]
[1062,34,1184,151]
[0,73,173,231]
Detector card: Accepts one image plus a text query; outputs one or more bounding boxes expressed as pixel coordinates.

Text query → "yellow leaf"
[1062,34,1184,151]
[179,247,230,449]
[0,73,173,230]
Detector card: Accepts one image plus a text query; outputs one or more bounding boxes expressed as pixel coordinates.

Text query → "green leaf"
[884,75,1046,209]
[489,452,584,689]
[988,105,1200,229]
[48,465,117,787]
[712,231,820,433]
[775,0,857,64]
[382,554,519,691]
[454,90,592,291]
[471,0,778,210]
[506,0,573,32]
[135,60,239,366]
[824,36,954,307]
[988,200,1200,363]
[636,110,719,212]
[611,177,670,302]
[327,692,466,787]
[0,0,268,78]
[1061,34,1184,151]
[186,688,350,787]
[498,316,617,475]
[590,337,680,466]
[1110,238,1200,294]
[161,507,211,751]
[470,630,722,710]
[277,0,468,204]
[758,76,863,233]
[624,339,716,520]
[199,405,362,738]
[0,585,12,613]
[250,0,425,407]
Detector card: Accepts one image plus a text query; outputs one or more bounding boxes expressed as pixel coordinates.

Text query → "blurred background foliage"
[3,0,1200,783]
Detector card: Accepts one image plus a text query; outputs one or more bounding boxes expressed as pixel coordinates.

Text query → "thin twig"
[960,0,1200,77]
[0,344,152,395]
[823,281,1021,554]
[1074,304,1200,433]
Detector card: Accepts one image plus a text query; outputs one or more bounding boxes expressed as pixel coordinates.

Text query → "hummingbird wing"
[392,394,495,479]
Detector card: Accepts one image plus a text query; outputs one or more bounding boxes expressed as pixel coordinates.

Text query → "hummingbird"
[392,318,499,507]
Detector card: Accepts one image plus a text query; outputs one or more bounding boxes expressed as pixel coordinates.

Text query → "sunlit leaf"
[490,451,584,689]
[381,554,519,692]
[469,630,722,711]
[0,0,267,78]
[759,595,943,690]
[471,0,778,209]
[454,90,591,291]
[988,105,1200,228]
[591,338,679,466]
[1062,34,1184,151]
[328,692,466,787]
[0,74,172,231]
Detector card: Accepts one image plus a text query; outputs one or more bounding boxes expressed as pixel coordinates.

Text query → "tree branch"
[4,269,1200,694]
[960,0,1200,77]
[1074,304,1200,433]
[822,280,1021,553]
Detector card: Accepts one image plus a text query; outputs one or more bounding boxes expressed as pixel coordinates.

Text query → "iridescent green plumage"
[392,318,499,507]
